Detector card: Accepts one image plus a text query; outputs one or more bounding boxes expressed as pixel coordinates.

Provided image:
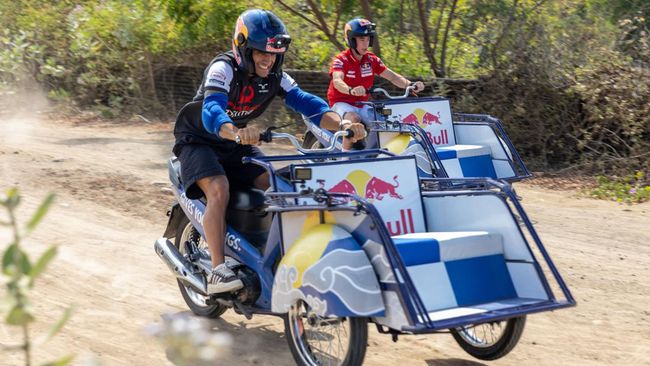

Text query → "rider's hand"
[350,86,367,97]
[236,126,261,145]
[343,121,367,143]
[410,81,425,93]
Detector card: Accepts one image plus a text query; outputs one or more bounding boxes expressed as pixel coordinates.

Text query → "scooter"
[155,104,574,365]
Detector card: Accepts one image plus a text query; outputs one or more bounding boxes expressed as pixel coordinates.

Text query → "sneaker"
[207,263,244,294]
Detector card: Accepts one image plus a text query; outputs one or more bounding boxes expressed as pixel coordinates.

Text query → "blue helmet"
[344,18,376,52]
[232,9,291,75]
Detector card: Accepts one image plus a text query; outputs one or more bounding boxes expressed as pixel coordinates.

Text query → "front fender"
[272,224,385,317]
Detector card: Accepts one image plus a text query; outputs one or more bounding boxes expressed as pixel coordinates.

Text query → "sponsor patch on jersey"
[209,71,227,81]
[361,62,372,77]
[258,82,269,93]
[332,58,344,69]
[346,70,356,78]
[208,78,225,86]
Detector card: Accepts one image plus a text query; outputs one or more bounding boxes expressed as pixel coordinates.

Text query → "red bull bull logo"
[400,108,450,146]
[319,170,403,201]
[318,170,415,235]
[401,108,442,127]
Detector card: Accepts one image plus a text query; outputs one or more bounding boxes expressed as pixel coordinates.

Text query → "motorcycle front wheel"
[301,131,324,150]
[451,316,526,361]
[174,215,227,318]
[284,300,368,366]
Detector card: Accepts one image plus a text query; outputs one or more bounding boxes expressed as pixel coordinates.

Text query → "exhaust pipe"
[154,238,207,295]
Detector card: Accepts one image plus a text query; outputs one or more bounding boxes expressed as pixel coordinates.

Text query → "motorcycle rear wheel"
[174,215,227,318]
[451,316,526,360]
[284,300,368,366]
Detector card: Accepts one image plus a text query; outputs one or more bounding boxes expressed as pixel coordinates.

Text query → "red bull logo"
[401,108,442,127]
[319,170,403,201]
[318,170,417,235]
[400,108,450,146]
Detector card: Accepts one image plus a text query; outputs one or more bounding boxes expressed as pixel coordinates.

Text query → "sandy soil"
[0,107,648,366]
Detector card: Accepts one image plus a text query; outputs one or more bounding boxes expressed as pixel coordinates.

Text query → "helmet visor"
[265,34,291,53]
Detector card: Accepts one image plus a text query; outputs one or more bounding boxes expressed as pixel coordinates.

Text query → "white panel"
[493,160,516,179]
[455,124,509,160]
[473,297,546,311]
[407,262,457,311]
[437,144,492,159]
[441,158,463,178]
[423,307,486,322]
[393,231,503,261]
[507,262,549,300]
[423,195,533,261]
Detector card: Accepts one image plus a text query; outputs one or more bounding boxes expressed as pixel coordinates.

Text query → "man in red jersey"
[327,18,425,148]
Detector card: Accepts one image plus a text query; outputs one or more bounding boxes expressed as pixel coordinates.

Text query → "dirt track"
[1,108,649,365]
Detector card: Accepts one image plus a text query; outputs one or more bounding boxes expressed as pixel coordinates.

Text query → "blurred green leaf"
[4,187,20,209]
[6,305,35,325]
[25,193,56,235]
[39,354,75,366]
[2,243,19,275]
[35,306,74,346]
[29,246,57,286]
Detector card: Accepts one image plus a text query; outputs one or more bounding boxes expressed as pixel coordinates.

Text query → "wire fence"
[154,65,478,135]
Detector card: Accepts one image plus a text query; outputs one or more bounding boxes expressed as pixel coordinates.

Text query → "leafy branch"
[1,188,74,366]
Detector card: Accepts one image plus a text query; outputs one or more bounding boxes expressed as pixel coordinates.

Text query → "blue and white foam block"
[435,144,497,178]
[392,231,549,321]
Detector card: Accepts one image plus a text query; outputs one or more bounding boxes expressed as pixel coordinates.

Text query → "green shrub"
[589,171,650,204]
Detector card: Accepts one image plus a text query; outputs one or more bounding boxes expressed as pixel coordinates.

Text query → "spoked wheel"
[451,316,526,361]
[302,131,324,150]
[174,215,227,318]
[284,300,368,366]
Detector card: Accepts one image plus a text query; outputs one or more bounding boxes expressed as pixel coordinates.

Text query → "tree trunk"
[359,0,381,57]
[416,0,442,76]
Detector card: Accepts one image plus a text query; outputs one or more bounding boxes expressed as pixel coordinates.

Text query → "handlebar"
[370,85,417,99]
[236,127,353,154]
[272,130,352,154]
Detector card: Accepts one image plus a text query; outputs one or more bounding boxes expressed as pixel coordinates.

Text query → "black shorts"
[176,143,266,199]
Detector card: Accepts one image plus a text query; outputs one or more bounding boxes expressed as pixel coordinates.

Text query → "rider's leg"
[196,175,244,294]
[332,102,366,150]
[196,175,229,268]
[342,111,367,150]
[253,172,271,190]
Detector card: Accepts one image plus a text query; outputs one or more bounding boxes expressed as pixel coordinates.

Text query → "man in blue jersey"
[173,9,365,294]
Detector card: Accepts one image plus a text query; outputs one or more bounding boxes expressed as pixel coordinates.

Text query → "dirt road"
[1,109,648,365]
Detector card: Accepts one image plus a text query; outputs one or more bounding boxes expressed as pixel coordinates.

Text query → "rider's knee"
[343,111,362,124]
[204,176,229,206]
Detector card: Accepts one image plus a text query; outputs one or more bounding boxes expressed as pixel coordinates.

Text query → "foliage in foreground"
[1,188,74,366]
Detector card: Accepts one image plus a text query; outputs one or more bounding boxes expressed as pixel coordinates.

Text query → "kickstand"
[233,300,253,320]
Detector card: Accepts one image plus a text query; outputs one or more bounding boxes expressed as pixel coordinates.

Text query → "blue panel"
[393,237,440,266]
[435,148,457,160]
[445,255,517,306]
[459,154,497,178]
[324,235,360,254]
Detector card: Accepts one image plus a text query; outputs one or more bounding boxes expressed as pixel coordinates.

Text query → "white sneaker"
[207,263,244,294]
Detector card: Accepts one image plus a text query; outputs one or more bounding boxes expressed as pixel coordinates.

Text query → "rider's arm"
[332,71,353,95]
[284,86,341,131]
[202,91,236,140]
[380,68,411,89]
[380,68,425,93]
[200,61,239,141]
